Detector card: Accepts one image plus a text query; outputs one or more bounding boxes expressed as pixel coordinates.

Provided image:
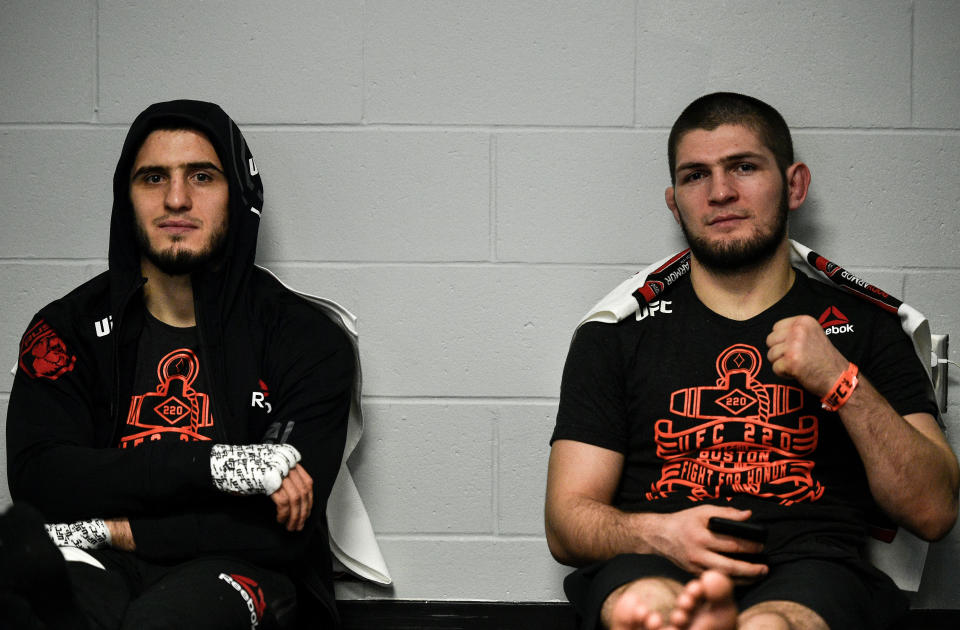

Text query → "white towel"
[257,266,392,585]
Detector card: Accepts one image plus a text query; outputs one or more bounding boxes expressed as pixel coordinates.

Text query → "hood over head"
[109,99,263,312]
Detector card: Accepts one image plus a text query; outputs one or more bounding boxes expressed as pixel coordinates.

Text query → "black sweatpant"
[67,550,297,630]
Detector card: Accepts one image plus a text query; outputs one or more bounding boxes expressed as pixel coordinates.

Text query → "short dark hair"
[667,92,794,184]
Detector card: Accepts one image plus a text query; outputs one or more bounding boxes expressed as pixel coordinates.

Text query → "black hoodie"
[7,100,350,620]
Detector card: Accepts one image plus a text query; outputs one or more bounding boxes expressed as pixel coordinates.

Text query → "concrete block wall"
[1,0,958,607]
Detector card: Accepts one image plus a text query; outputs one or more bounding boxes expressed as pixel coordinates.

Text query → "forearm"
[766,315,960,540]
[7,372,217,521]
[839,375,959,540]
[106,518,136,551]
[10,441,215,522]
[546,494,662,567]
[130,498,315,567]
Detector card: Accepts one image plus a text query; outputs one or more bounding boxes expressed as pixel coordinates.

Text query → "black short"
[564,553,908,630]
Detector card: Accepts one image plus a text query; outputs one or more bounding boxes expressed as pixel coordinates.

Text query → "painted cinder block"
[349,401,495,535]
[248,130,491,263]
[97,0,363,124]
[357,537,569,600]
[0,1,96,123]
[496,131,682,264]
[790,132,960,268]
[364,0,635,125]
[0,129,123,259]
[497,402,559,536]
[636,1,911,129]
[913,0,960,128]
[904,272,960,342]
[267,264,639,398]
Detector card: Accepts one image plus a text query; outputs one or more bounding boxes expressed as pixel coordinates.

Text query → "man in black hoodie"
[5,100,352,629]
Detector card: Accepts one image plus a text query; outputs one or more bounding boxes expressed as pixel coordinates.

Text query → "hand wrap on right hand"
[45,519,111,549]
[209,443,301,496]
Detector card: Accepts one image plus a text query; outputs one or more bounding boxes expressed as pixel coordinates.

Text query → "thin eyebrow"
[675,151,770,173]
[131,161,224,181]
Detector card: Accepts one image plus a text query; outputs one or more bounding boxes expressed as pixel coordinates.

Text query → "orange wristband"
[821,362,859,411]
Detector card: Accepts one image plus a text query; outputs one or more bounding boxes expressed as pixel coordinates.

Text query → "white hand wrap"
[45,519,111,549]
[209,443,301,496]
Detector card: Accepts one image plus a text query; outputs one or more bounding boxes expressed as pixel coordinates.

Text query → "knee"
[738,610,792,630]
[739,601,828,630]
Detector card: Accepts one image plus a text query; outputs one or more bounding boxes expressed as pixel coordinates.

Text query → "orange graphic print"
[121,349,213,447]
[646,344,824,505]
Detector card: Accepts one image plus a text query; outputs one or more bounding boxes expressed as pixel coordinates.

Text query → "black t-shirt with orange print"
[553,270,936,558]
[119,313,215,448]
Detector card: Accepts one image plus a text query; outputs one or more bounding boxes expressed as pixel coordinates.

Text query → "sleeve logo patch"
[19,319,77,380]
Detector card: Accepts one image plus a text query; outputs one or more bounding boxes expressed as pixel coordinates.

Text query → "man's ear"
[785,162,811,211]
[665,186,681,224]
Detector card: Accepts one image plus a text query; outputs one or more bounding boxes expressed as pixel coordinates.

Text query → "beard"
[678,187,789,274]
[134,217,228,276]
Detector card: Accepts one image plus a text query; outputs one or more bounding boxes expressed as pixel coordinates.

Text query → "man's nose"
[164,176,192,212]
[708,172,737,204]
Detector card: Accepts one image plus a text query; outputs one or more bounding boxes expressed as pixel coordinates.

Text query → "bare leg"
[738,600,828,630]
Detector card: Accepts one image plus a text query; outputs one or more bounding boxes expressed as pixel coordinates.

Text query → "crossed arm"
[10,309,353,562]
[103,461,315,551]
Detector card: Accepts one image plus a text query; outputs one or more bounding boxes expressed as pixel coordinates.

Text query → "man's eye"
[684,171,704,183]
[193,172,214,183]
[735,163,756,173]
[143,174,164,184]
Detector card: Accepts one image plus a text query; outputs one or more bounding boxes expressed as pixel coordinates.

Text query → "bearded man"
[545,92,959,630]
[6,100,352,629]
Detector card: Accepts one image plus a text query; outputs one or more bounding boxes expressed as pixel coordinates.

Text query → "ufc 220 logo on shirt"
[122,349,213,447]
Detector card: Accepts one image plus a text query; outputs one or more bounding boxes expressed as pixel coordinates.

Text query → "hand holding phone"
[708,517,767,563]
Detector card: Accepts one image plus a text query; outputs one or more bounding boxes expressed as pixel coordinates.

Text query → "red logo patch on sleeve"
[19,319,77,380]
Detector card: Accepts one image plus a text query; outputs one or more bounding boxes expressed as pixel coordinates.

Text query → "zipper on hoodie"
[108,277,146,446]
[193,287,230,444]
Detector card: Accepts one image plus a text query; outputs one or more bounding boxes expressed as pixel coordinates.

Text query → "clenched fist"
[766,315,848,397]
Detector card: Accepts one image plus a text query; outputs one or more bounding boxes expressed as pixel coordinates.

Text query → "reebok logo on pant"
[218,573,266,629]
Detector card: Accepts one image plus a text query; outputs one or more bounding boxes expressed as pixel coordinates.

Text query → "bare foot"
[605,578,682,629]
[666,570,737,630]
[609,589,664,629]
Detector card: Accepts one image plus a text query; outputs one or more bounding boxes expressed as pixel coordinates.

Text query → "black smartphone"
[707,517,768,543]
[708,517,767,563]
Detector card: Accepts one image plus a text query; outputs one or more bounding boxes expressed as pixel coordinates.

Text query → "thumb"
[262,469,283,496]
